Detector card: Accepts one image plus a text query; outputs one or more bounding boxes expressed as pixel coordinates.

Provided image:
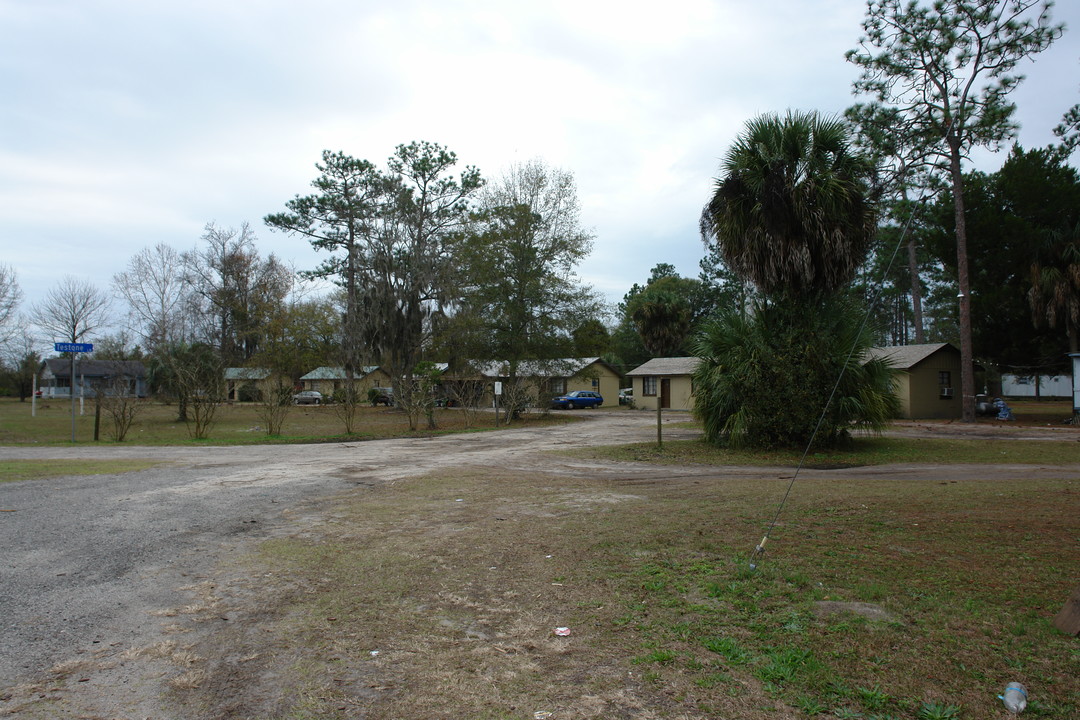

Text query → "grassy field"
[186,464,1079,719]
[0,397,568,446]
[582,434,1080,467]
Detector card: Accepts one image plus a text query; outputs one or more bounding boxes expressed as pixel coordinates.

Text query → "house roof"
[224,367,271,381]
[465,357,615,378]
[864,343,959,370]
[43,359,146,379]
[626,357,701,377]
[299,366,381,381]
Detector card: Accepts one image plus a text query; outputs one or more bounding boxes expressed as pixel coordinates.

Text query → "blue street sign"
[54,342,93,353]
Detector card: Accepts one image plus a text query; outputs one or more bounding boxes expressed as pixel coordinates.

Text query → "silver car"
[292,390,323,405]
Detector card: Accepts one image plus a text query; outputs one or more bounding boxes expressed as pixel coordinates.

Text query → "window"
[643,377,657,396]
[550,378,566,395]
[938,371,953,399]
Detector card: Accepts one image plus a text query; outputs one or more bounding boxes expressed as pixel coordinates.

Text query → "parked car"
[551,390,603,409]
[619,388,633,405]
[292,390,323,405]
[370,387,395,406]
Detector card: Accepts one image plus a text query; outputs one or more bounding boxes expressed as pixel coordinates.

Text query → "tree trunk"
[901,186,925,344]
[908,234,925,343]
[949,144,977,422]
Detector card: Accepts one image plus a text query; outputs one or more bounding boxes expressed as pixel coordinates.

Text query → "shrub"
[692,296,897,450]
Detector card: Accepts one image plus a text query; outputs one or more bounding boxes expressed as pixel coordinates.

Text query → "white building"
[1000,373,1072,398]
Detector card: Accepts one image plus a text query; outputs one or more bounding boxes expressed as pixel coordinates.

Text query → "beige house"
[299,366,391,397]
[464,357,622,407]
[224,367,272,402]
[865,343,963,419]
[626,357,701,411]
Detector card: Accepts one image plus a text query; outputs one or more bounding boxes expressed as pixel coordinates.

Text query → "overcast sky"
[3,0,1078,341]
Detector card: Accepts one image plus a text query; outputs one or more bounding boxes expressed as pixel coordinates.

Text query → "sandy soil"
[1,411,1076,718]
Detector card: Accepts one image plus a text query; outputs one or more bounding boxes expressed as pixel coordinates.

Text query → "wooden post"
[1053,584,1080,636]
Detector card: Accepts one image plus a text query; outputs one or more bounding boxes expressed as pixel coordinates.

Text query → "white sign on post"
[494,381,503,396]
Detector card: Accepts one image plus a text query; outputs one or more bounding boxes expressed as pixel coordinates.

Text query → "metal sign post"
[55,343,93,442]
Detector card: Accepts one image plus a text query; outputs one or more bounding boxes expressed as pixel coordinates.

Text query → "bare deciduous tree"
[31,276,111,344]
[113,243,191,355]
[95,374,143,442]
[184,222,294,365]
[255,374,293,437]
[0,263,23,350]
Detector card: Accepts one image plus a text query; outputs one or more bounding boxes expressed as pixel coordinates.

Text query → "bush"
[692,297,897,450]
[237,382,262,403]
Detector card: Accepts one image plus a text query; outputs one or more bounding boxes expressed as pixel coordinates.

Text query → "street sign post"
[55,342,93,442]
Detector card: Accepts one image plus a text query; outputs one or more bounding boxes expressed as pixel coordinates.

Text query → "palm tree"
[1029,220,1080,353]
[694,111,890,450]
[631,290,691,448]
[692,298,898,449]
[700,111,877,300]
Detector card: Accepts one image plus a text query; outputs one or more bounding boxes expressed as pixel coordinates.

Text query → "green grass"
[0,459,163,483]
[223,463,1079,719]
[578,435,1080,466]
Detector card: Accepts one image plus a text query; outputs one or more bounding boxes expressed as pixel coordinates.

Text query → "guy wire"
[748,188,936,571]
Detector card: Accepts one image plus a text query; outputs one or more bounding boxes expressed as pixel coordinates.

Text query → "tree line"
[0,147,609,431]
[2,0,1076,445]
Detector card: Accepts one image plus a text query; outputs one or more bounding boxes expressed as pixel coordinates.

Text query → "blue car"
[551,390,604,409]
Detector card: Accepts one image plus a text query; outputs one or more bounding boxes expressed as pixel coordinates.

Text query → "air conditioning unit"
[940,388,954,398]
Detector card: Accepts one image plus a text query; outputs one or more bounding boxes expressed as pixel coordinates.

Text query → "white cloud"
[1,0,1077,320]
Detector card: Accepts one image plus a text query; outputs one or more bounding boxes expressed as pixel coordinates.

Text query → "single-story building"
[864,343,963,419]
[299,366,391,398]
[1000,373,1072,398]
[40,359,148,398]
[224,367,272,401]
[459,357,622,407]
[626,357,701,411]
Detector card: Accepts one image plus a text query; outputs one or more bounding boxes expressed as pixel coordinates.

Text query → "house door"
[660,379,671,409]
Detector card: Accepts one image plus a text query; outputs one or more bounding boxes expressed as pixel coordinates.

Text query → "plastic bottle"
[1001,682,1027,714]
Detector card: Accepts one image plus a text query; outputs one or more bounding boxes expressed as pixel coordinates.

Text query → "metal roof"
[299,366,382,380]
[224,367,271,381]
[42,359,146,379]
[465,357,613,378]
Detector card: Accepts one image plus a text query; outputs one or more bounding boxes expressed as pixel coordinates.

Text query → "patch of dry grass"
[0,397,571,446]
[0,459,164,483]
[210,465,1080,719]
[579,435,1080,467]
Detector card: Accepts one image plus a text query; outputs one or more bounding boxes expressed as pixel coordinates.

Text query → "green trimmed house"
[460,357,622,407]
[224,367,272,402]
[299,366,391,397]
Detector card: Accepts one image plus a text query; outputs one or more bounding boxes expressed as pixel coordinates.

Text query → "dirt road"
[0,414,694,691]
[1,412,1076,717]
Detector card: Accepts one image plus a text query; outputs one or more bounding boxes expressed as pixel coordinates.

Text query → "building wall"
[40,375,147,398]
[631,374,695,411]
[892,373,913,418]
[305,369,392,396]
[566,364,621,406]
[906,351,963,419]
[1000,374,1072,398]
